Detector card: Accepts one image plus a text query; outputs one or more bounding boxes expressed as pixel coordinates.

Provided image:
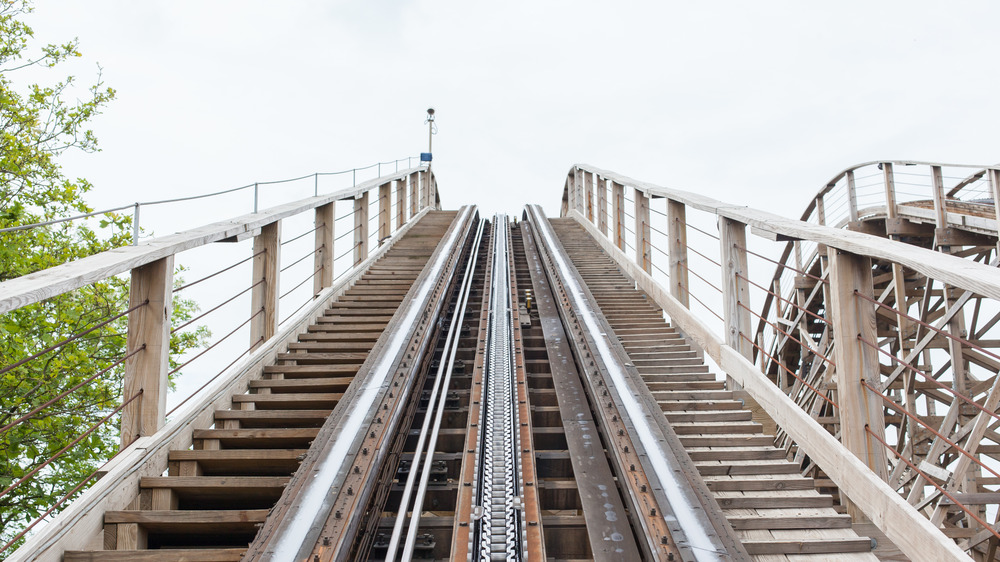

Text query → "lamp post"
[424,108,436,170]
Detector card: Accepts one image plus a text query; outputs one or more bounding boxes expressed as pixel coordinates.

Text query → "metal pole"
[353,169,356,187]
[378,163,381,177]
[253,183,259,213]
[395,160,398,173]
[132,203,140,245]
[314,173,318,197]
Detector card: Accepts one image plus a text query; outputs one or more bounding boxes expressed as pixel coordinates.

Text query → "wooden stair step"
[104,509,268,532]
[263,364,361,375]
[308,319,388,329]
[139,476,288,505]
[64,549,245,561]
[678,434,776,447]
[741,537,872,555]
[249,377,353,392]
[287,342,376,352]
[213,409,330,428]
[727,513,853,530]
[193,427,318,448]
[663,410,752,423]
[658,399,744,411]
[169,449,305,475]
[714,493,834,509]
[687,446,787,461]
[695,459,800,475]
[231,393,341,409]
[275,352,370,364]
[670,421,762,435]
[645,381,727,391]
[704,476,816,491]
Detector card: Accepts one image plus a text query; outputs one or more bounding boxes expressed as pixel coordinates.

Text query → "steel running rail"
[385,217,486,561]
[472,215,525,561]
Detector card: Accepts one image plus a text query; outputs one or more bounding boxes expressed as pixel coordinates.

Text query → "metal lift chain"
[474,215,523,561]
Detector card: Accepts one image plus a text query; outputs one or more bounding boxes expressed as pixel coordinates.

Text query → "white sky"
[29,0,1000,221]
[20,1,1000,403]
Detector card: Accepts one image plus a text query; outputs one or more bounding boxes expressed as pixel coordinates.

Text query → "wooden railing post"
[409,172,419,217]
[597,176,608,236]
[845,170,859,224]
[378,182,391,245]
[251,221,280,350]
[395,178,407,230]
[574,168,583,213]
[121,256,173,449]
[634,189,651,273]
[667,199,689,307]
[585,171,594,222]
[313,203,334,294]
[719,217,752,363]
[612,181,625,251]
[354,191,369,265]
[827,247,889,513]
[990,168,1000,256]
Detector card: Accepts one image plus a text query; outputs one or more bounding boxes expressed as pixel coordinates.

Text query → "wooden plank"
[585,170,594,222]
[121,256,173,449]
[597,176,608,236]
[313,203,334,294]
[0,166,428,315]
[612,181,625,251]
[64,549,245,561]
[409,172,419,217]
[827,247,889,500]
[565,209,970,562]
[251,221,280,350]
[378,182,391,244]
[634,189,651,273]
[395,178,406,230]
[353,191,368,266]
[667,199,689,308]
[719,218,751,365]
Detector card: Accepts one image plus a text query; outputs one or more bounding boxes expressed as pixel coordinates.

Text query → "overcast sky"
[29,0,1000,223]
[21,1,1000,403]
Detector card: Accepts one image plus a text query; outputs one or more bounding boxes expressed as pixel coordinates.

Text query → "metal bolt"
[347,486,354,495]
[650,508,656,516]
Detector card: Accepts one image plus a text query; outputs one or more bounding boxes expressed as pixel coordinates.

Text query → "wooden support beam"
[395,178,406,230]
[574,168,583,213]
[121,256,173,449]
[354,191,369,266]
[378,182,391,245]
[719,217,752,363]
[668,199,689,308]
[409,172,419,218]
[612,181,625,251]
[313,203,334,295]
[251,222,280,351]
[585,171,594,222]
[634,189,651,274]
[827,247,889,515]
[597,176,608,236]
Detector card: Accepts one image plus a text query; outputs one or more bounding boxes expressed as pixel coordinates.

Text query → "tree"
[0,1,207,553]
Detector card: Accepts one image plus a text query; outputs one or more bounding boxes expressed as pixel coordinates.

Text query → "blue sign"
[420,152,433,162]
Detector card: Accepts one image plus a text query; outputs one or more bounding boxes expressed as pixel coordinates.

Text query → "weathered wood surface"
[121,256,174,449]
[7,209,432,562]
[567,208,970,562]
[568,164,1000,302]
[0,166,430,315]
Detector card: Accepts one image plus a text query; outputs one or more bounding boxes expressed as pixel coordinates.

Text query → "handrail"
[7,205,437,561]
[559,163,978,561]
[0,165,429,315]
[570,163,1000,301]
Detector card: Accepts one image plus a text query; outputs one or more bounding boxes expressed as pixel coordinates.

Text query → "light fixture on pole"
[421,108,436,168]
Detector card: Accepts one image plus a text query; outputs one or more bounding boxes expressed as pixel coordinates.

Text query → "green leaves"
[0,2,204,553]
